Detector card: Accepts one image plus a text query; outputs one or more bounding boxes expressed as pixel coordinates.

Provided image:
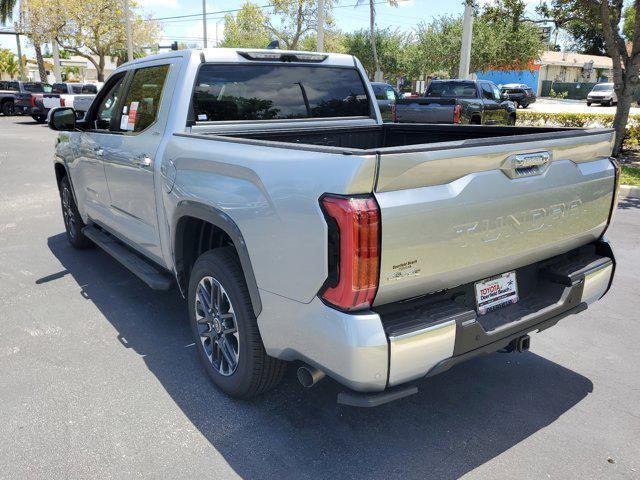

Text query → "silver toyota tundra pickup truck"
[48,49,619,407]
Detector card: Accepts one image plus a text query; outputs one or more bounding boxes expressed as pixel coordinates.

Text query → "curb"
[619,185,640,199]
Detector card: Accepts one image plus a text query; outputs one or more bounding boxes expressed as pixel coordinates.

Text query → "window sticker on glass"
[197,114,208,121]
[127,101,139,131]
[120,114,130,130]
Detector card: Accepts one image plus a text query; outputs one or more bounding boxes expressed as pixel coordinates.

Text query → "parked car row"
[0,80,100,122]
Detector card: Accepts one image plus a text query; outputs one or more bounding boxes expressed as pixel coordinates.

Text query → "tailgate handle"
[501,151,551,179]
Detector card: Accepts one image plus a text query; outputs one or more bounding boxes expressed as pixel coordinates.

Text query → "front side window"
[480,82,498,101]
[192,64,371,122]
[82,84,98,94]
[93,76,126,131]
[385,86,396,101]
[24,83,51,93]
[120,64,170,133]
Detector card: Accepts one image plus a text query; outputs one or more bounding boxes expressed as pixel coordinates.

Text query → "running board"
[82,226,173,290]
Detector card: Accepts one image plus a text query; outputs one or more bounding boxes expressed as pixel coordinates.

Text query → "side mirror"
[49,107,77,131]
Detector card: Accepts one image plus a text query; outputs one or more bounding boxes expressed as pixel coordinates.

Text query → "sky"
[0,0,476,56]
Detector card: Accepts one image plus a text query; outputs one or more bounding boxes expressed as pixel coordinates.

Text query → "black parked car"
[371,82,399,122]
[499,83,536,108]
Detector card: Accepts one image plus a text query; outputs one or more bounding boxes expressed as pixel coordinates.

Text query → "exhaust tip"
[297,365,325,388]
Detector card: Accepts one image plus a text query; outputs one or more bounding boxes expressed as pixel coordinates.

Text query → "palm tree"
[1,0,48,82]
[356,0,397,81]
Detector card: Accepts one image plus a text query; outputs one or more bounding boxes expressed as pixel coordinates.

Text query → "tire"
[188,248,286,398]
[1,101,14,116]
[470,116,482,125]
[509,114,516,126]
[587,102,592,107]
[32,114,46,123]
[60,176,92,249]
[605,100,612,107]
[520,103,528,109]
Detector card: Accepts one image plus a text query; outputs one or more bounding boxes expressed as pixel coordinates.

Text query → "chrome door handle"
[135,155,152,167]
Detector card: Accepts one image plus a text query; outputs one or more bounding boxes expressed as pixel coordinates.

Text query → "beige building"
[535,51,614,92]
[22,55,118,83]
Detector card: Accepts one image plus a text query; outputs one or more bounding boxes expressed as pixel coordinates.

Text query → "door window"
[120,65,170,133]
[480,82,496,100]
[385,86,396,101]
[92,75,126,131]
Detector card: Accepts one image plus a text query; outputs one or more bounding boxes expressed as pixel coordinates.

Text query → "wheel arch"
[172,200,262,316]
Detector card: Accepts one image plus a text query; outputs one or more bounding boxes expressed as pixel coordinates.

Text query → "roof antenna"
[266,40,279,49]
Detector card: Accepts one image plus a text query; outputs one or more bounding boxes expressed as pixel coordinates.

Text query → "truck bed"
[205,123,616,306]
[214,123,599,152]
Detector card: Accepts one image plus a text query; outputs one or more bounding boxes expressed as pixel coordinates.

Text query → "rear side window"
[192,64,371,122]
[82,84,98,94]
[120,64,170,133]
[0,81,19,91]
[71,85,83,94]
[52,83,68,94]
[426,81,477,98]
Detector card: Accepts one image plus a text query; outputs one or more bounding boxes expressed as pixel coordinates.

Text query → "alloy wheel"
[194,276,240,376]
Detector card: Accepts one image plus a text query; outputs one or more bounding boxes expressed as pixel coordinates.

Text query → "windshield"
[592,84,613,92]
[24,83,52,93]
[192,64,371,122]
[425,81,477,98]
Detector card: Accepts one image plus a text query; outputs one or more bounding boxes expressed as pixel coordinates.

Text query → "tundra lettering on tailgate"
[453,200,583,246]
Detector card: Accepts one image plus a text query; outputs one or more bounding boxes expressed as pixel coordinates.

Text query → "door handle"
[134,155,152,168]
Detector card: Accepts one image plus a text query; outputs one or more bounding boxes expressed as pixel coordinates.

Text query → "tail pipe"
[297,364,326,388]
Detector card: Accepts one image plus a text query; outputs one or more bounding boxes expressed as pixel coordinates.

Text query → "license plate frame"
[474,271,519,315]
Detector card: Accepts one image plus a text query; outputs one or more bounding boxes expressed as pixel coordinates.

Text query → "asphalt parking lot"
[1,115,639,480]
[530,97,640,115]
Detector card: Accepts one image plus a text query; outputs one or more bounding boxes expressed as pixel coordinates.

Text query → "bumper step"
[82,226,173,290]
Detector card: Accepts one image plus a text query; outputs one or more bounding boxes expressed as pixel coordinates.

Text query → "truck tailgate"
[373,129,616,306]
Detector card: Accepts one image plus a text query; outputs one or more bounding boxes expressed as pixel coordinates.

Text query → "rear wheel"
[32,114,46,123]
[470,116,482,125]
[1,101,14,116]
[60,176,92,249]
[587,102,592,107]
[509,113,516,126]
[188,248,286,398]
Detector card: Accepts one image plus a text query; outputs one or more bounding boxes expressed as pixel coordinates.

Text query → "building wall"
[540,65,612,84]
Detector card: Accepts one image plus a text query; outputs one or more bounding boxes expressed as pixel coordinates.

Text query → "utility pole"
[458,0,473,79]
[124,0,134,62]
[317,0,324,52]
[15,33,26,80]
[202,0,208,48]
[52,40,62,82]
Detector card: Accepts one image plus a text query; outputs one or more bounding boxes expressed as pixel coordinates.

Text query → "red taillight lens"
[320,195,380,311]
[453,104,462,124]
[391,103,397,123]
[60,98,65,107]
[30,96,35,107]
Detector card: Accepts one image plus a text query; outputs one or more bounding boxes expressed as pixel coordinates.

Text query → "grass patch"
[621,165,640,186]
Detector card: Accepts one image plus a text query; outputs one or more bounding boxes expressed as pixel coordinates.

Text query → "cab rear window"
[192,64,371,122]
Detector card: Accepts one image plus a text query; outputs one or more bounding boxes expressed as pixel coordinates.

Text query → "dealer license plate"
[474,271,519,315]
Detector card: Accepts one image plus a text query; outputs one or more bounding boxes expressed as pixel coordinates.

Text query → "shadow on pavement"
[43,232,594,480]
[618,195,640,210]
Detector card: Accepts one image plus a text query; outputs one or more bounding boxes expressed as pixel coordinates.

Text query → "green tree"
[300,29,346,53]
[0,48,19,78]
[220,2,271,48]
[564,20,606,55]
[355,0,397,81]
[411,11,544,79]
[343,28,407,80]
[623,5,636,41]
[266,0,335,50]
[536,0,640,156]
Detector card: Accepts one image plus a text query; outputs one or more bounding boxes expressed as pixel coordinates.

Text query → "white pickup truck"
[48,49,619,407]
[30,82,98,122]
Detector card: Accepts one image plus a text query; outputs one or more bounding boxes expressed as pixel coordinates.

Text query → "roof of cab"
[116,48,357,71]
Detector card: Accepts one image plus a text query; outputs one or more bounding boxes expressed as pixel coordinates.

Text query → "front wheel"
[32,114,46,123]
[60,176,92,249]
[188,248,286,398]
[587,102,592,107]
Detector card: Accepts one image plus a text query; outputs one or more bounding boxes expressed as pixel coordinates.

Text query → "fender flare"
[172,200,262,316]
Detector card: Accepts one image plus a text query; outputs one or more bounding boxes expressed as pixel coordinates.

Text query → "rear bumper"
[259,240,614,394]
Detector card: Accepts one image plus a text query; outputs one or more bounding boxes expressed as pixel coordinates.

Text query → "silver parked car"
[587,82,617,106]
[48,48,618,406]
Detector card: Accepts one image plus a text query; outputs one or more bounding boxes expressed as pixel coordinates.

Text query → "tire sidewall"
[187,251,257,397]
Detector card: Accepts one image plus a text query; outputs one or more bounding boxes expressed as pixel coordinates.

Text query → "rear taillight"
[30,96,35,107]
[453,104,462,124]
[60,98,65,107]
[391,103,397,123]
[602,157,621,236]
[319,195,380,311]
